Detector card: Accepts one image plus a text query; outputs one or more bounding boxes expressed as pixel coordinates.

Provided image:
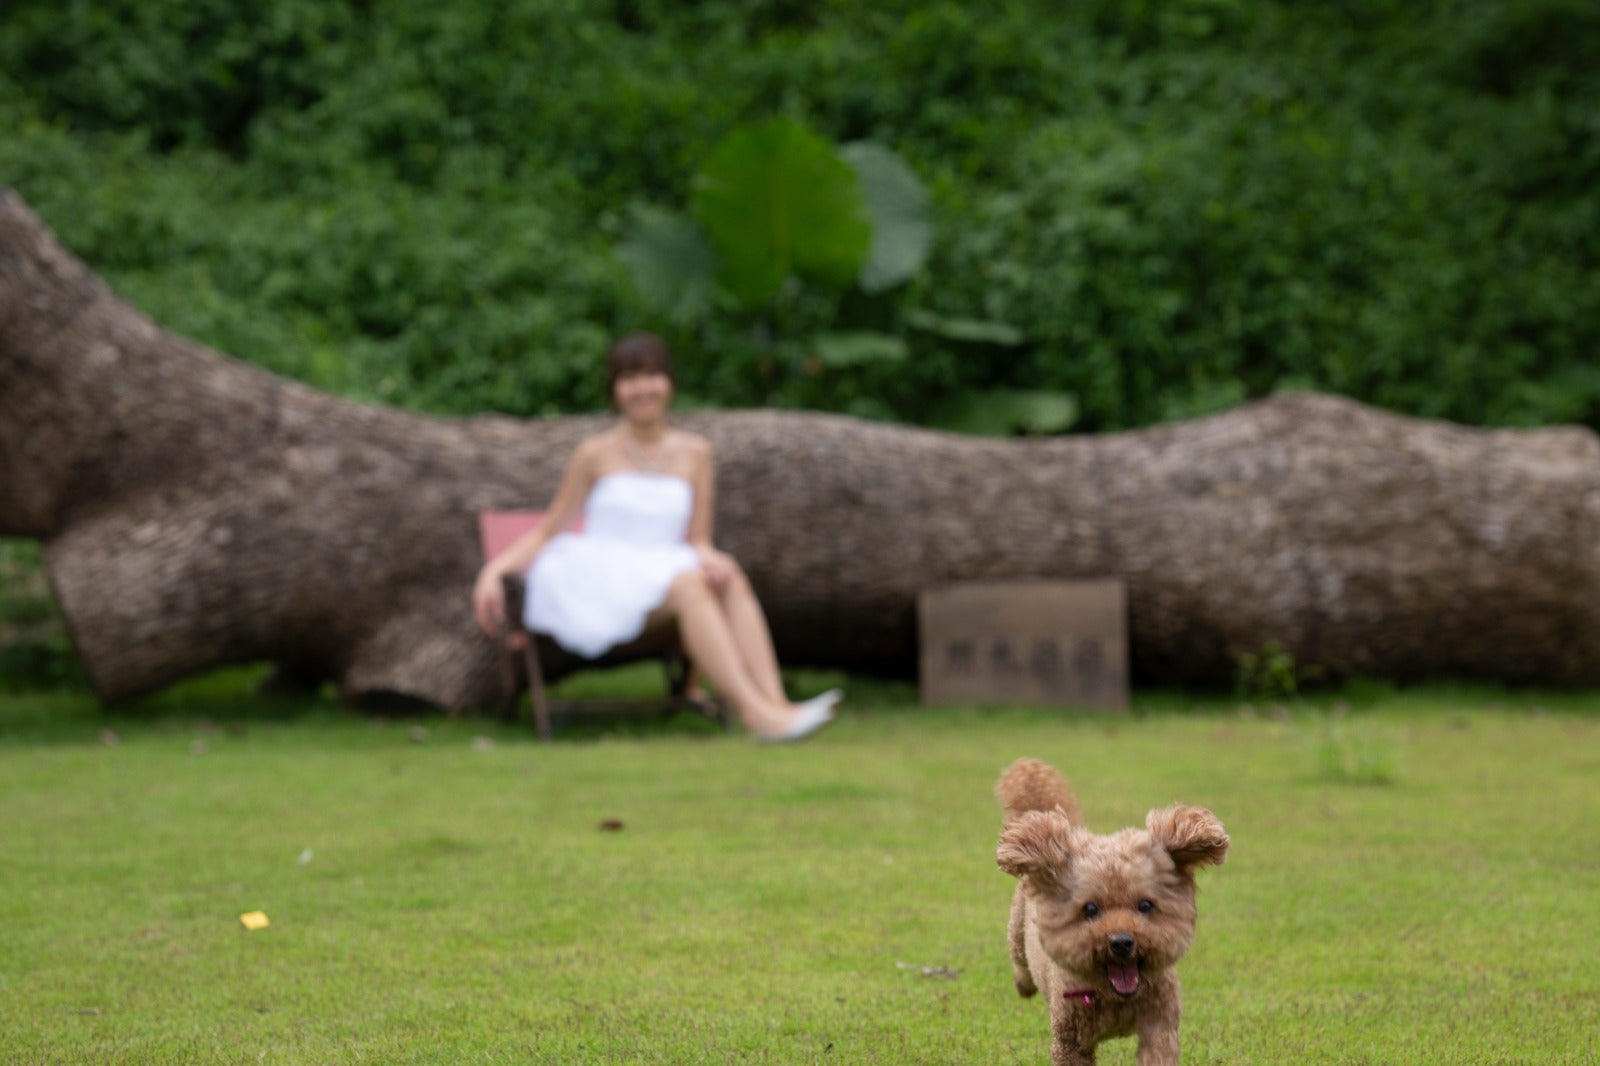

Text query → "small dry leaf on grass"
[598,819,625,831]
[238,911,270,931]
[896,961,960,979]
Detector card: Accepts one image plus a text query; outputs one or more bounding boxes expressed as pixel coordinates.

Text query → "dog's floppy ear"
[1145,804,1229,876]
[997,809,1076,879]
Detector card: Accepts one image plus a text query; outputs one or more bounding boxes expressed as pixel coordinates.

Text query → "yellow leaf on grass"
[239,911,270,931]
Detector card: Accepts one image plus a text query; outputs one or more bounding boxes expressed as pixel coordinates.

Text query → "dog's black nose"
[1109,933,1135,958]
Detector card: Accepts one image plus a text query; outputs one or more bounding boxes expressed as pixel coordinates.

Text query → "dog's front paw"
[1013,968,1037,998]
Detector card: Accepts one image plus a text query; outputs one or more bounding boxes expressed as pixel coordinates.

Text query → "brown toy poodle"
[995,758,1229,1065]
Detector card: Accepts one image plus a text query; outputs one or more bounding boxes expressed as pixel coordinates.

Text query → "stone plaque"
[918,579,1127,710]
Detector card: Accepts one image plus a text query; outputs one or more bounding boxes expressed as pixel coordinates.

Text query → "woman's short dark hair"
[606,332,675,398]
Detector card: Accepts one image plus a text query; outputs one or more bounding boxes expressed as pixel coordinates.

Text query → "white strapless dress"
[524,471,702,657]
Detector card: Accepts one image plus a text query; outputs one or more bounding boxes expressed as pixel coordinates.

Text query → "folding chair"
[477,510,725,740]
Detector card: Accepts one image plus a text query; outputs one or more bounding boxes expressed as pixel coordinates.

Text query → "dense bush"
[0,540,83,689]
[1,0,1597,429]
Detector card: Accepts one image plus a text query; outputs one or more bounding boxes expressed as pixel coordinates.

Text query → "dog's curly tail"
[996,758,1083,825]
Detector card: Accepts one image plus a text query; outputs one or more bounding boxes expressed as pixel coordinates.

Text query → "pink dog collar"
[1062,988,1095,1005]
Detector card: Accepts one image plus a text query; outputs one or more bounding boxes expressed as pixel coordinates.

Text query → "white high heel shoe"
[758,689,842,743]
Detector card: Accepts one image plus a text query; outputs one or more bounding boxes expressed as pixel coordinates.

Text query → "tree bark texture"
[6,187,1600,710]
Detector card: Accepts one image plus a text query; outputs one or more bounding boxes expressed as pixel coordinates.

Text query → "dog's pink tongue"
[1108,961,1140,996]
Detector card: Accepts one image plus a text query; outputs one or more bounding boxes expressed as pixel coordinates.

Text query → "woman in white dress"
[471,333,840,742]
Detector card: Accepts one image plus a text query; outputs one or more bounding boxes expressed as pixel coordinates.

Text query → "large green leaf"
[615,204,720,324]
[931,389,1080,437]
[690,118,871,307]
[811,330,910,368]
[905,308,1027,346]
[840,141,932,294]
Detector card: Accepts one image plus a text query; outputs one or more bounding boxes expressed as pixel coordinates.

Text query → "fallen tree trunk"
[6,187,1600,709]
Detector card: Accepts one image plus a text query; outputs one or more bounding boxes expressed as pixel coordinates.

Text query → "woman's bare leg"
[715,567,787,704]
[661,571,792,735]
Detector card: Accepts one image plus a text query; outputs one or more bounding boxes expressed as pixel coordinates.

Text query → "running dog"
[995,758,1229,1065]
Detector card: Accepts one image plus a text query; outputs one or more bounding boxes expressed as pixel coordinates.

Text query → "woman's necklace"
[623,428,668,472]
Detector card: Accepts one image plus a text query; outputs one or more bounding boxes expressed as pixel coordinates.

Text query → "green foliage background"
[2,0,1598,430]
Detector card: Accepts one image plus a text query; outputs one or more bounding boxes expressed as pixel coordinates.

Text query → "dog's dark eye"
[1082,902,1100,920]
[1138,899,1155,914]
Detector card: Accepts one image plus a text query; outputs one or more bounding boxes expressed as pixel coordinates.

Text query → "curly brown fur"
[995,758,1228,1066]
[996,756,1084,825]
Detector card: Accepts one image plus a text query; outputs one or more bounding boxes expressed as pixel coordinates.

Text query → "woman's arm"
[684,434,737,589]
[471,438,599,636]
[685,433,717,552]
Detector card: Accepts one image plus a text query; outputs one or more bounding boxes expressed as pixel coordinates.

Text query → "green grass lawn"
[2,671,1597,1064]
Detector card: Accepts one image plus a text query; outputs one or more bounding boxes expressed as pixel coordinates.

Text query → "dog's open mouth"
[1106,959,1141,997]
